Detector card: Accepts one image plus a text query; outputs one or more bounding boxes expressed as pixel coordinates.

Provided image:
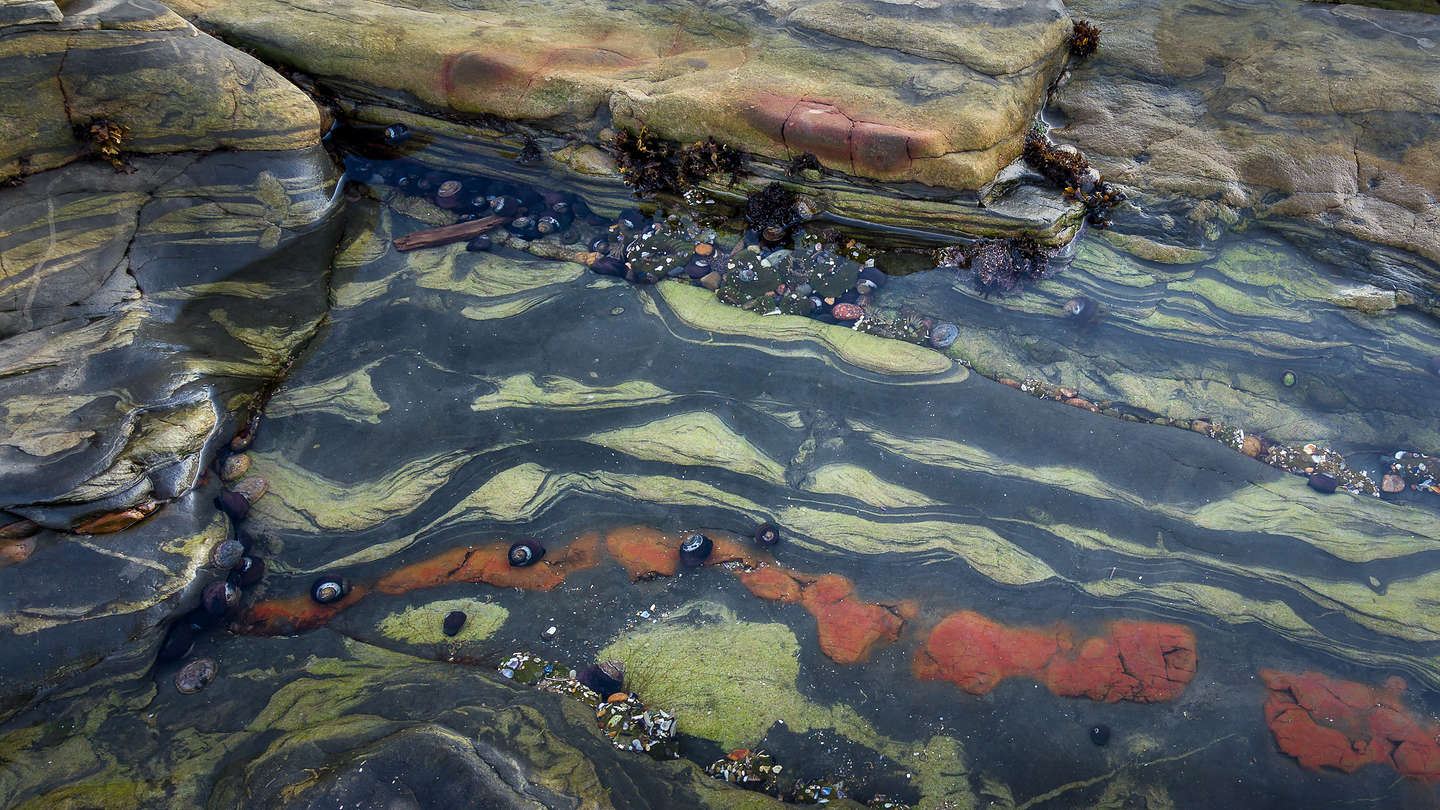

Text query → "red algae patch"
[913,611,1197,703]
[237,585,368,635]
[734,565,909,664]
[375,536,601,594]
[605,525,683,580]
[736,565,804,603]
[1261,669,1440,779]
[797,574,906,665]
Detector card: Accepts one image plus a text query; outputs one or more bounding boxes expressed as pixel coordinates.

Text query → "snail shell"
[508,539,546,567]
[310,575,350,604]
[679,533,713,567]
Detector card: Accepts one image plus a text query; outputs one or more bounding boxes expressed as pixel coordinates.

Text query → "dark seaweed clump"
[1022,127,1124,228]
[83,119,134,173]
[517,135,543,163]
[786,151,823,176]
[745,182,799,243]
[1069,20,1100,58]
[937,237,1050,297]
[612,126,742,197]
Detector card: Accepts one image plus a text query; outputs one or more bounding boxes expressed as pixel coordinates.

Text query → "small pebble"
[1381,474,1406,495]
[175,658,218,694]
[541,625,558,641]
[466,234,492,252]
[442,610,467,637]
[220,454,250,482]
[215,492,250,521]
[211,539,245,569]
[1307,472,1339,494]
[230,475,268,504]
[1280,370,1297,388]
[1089,724,1111,746]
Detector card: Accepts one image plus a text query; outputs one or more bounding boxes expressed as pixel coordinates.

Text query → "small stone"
[212,539,245,569]
[442,610,467,637]
[1280,370,1297,388]
[1381,474,1406,494]
[175,658,218,694]
[0,518,40,540]
[1241,435,1264,458]
[230,475,268,504]
[0,537,36,566]
[610,307,625,316]
[76,501,157,534]
[215,491,250,521]
[699,271,722,291]
[541,625,558,641]
[1307,473,1338,494]
[220,453,251,482]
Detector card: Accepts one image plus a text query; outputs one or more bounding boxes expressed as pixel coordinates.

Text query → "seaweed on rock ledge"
[1069,19,1101,58]
[612,126,742,197]
[1022,126,1124,227]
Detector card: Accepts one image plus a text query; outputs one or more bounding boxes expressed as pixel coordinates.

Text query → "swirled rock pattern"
[0,0,336,717]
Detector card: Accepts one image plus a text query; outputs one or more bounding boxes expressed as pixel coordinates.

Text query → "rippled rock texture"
[1055,0,1440,304]
[0,0,337,713]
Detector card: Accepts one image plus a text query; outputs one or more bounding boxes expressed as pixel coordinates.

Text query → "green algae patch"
[779,507,1056,586]
[472,373,676,412]
[597,602,891,751]
[376,599,508,644]
[266,360,390,424]
[411,242,585,297]
[804,463,942,508]
[1099,230,1211,265]
[247,450,473,533]
[432,462,560,525]
[586,412,788,486]
[654,282,953,376]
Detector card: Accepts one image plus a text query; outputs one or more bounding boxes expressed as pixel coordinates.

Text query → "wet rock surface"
[1054,0,1440,302]
[0,0,337,719]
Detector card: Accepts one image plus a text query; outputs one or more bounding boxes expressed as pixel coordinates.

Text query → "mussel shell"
[679,533,713,567]
[310,575,350,604]
[753,523,781,547]
[508,539,546,567]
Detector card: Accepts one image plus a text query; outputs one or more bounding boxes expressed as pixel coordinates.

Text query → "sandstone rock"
[1055,0,1440,298]
[0,0,320,181]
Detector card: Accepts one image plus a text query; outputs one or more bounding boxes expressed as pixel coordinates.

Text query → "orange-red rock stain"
[913,611,1197,703]
[1261,669,1440,780]
[236,585,368,636]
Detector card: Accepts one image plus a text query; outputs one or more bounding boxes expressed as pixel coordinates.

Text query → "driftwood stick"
[393,214,508,252]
